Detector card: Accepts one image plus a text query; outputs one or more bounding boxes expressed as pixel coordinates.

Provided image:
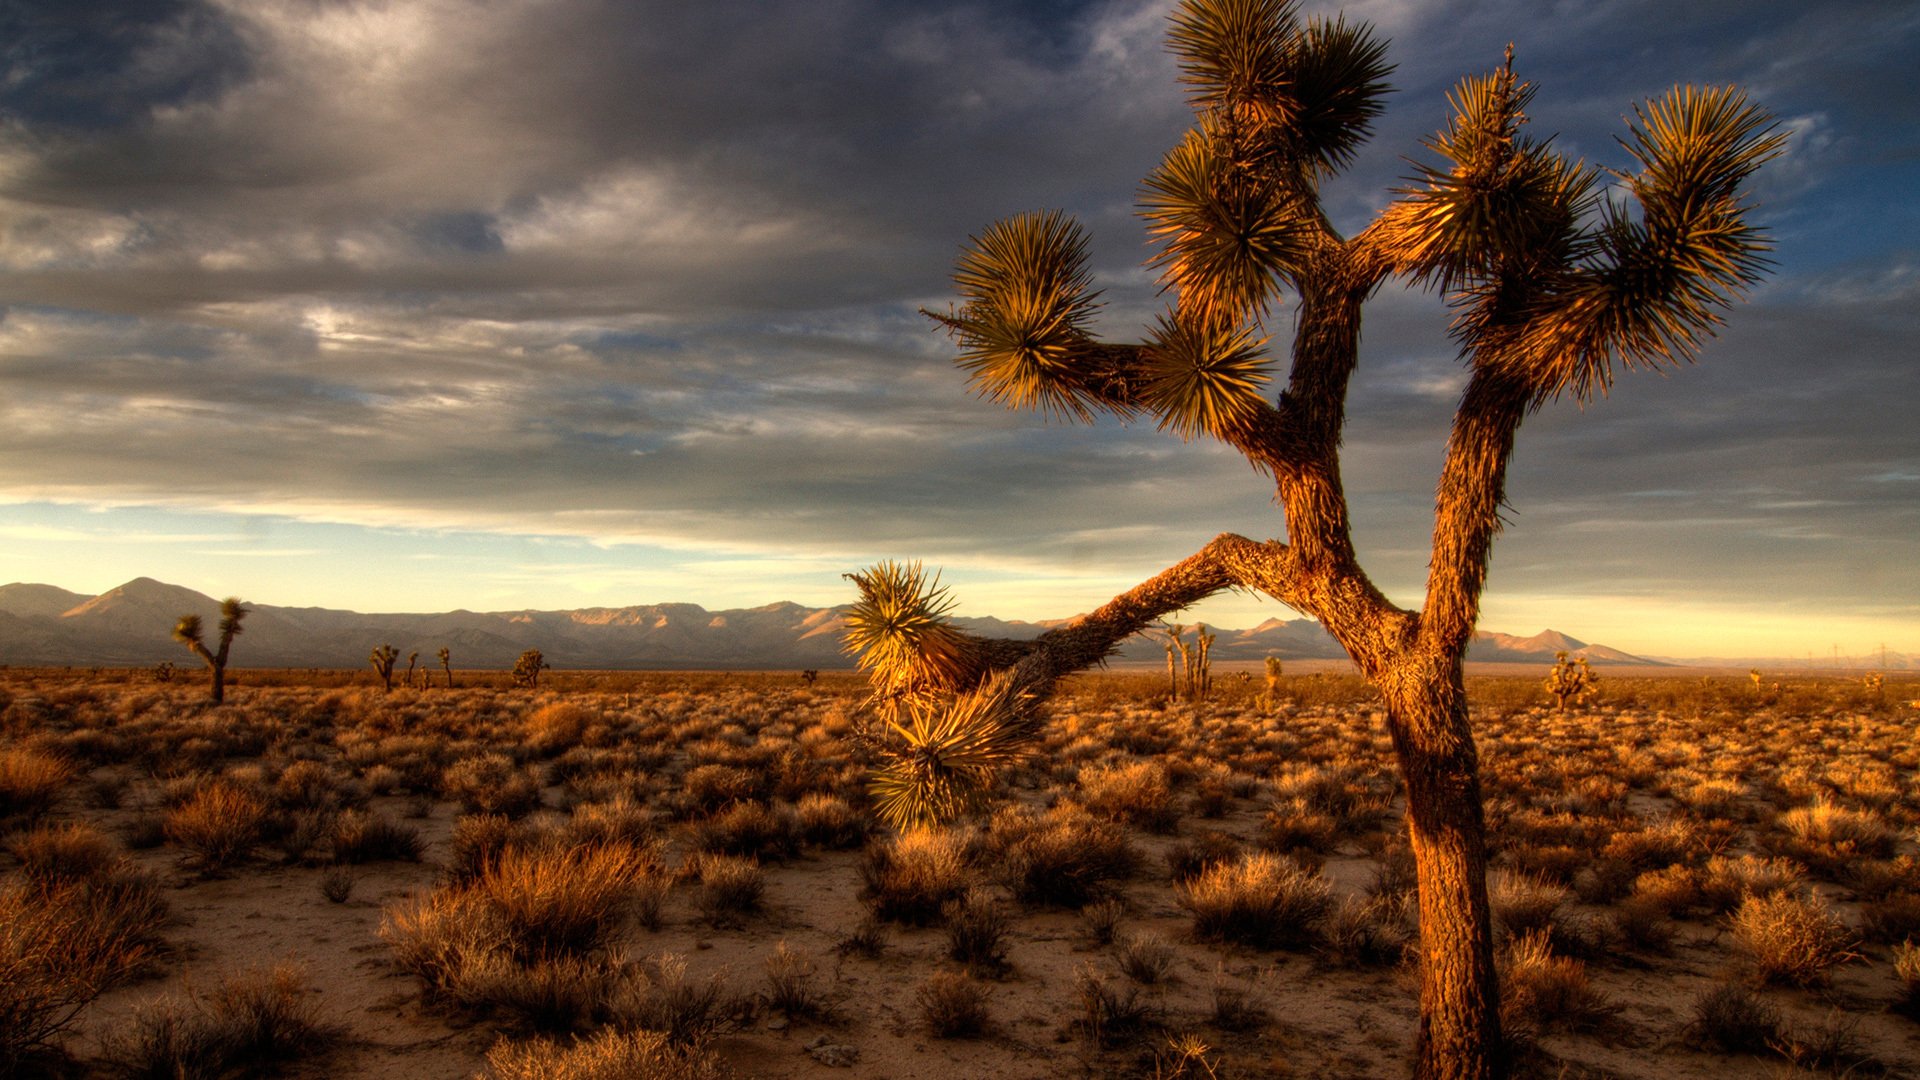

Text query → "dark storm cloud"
[0,0,1913,639]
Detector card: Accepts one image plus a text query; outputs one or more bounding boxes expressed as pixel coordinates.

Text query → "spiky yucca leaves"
[870,670,1038,830]
[843,562,976,716]
[1384,58,1782,403]
[1141,127,1311,324]
[1166,0,1391,177]
[946,211,1105,420]
[1141,314,1271,440]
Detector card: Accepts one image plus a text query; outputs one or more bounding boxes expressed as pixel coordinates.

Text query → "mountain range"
[0,576,1684,672]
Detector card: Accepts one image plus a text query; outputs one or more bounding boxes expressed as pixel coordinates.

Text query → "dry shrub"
[1489,869,1569,941]
[794,793,866,850]
[1895,941,1920,1018]
[1684,981,1782,1054]
[483,1027,731,1080]
[2,873,170,1072]
[8,820,117,885]
[1729,890,1860,988]
[692,853,764,926]
[165,780,268,869]
[1859,894,1920,946]
[862,828,975,925]
[329,809,425,864]
[1260,797,1339,855]
[1082,897,1125,946]
[564,795,658,850]
[1115,932,1175,985]
[1166,830,1241,885]
[1778,798,1898,862]
[1321,894,1411,967]
[1698,854,1803,915]
[681,764,759,814]
[104,964,332,1078]
[1076,967,1158,1048]
[685,801,800,861]
[483,842,657,958]
[0,747,74,822]
[994,804,1137,908]
[762,941,828,1019]
[443,754,543,818]
[446,814,534,885]
[525,702,592,756]
[615,953,729,1044]
[943,889,1009,973]
[1178,851,1330,951]
[917,971,991,1037]
[1078,760,1178,831]
[272,760,346,811]
[1499,930,1608,1033]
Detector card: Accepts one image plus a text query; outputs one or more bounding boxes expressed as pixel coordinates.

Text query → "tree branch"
[1418,366,1530,656]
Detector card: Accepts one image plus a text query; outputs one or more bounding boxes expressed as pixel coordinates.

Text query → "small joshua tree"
[844,3,1779,1075]
[438,647,454,689]
[404,650,420,688]
[154,660,175,684]
[1543,651,1599,712]
[173,598,248,704]
[370,644,399,692]
[512,648,549,689]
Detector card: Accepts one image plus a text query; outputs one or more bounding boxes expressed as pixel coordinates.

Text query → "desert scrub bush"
[1321,894,1412,967]
[794,793,867,850]
[1076,967,1158,1049]
[1697,854,1804,915]
[442,754,543,818]
[563,795,658,850]
[1489,869,1570,942]
[861,827,976,924]
[0,747,74,823]
[104,963,333,1079]
[1,873,170,1073]
[8,820,117,885]
[524,701,593,757]
[1115,932,1176,985]
[691,853,765,926]
[165,779,268,870]
[1077,760,1178,831]
[1859,893,1920,945]
[328,809,424,864]
[761,941,829,1020]
[614,953,730,1044]
[1684,981,1783,1055]
[917,971,991,1037]
[684,801,801,862]
[1895,941,1920,1018]
[481,842,658,958]
[1730,890,1861,988]
[1260,797,1339,856]
[681,764,760,815]
[483,1026,732,1080]
[1166,829,1242,885]
[1178,852,1330,951]
[993,803,1137,908]
[1777,797,1898,865]
[943,888,1010,973]
[1498,931,1607,1034]
[445,813,536,885]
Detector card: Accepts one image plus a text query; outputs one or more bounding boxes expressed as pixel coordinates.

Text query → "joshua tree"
[1543,651,1599,711]
[404,650,420,689]
[438,646,454,689]
[173,598,248,704]
[370,644,399,692]
[511,648,549,689]
[842,3,1779,1076]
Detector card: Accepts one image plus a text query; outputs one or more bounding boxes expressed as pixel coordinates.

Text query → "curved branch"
[1418,366,1530,656]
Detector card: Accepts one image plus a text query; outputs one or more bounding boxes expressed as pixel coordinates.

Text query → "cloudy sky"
[1,0,1913,660]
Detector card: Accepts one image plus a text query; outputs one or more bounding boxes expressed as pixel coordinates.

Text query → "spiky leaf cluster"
[173,614,203,647]
[947,211,1103,420]
[1141,314,1271,440]
[842,561,975,715]
[216,598,248,643]
[869,670,1037,829]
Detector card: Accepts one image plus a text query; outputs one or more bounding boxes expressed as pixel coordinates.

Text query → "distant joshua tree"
[842,2,1780,1075]
[173,598,248,704]
[1543,651,1599,711]
[404,650,420,689]
[154,660,175,684]
[800,669,819,688]
[438,647,454,689]
[370,644,400,692]
[512,648,549,689]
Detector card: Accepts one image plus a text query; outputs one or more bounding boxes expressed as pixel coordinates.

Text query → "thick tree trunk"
[208,662,226,705]
[1385,662,1501,1080]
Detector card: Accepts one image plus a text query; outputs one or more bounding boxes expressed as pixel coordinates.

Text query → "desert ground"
[3,664,1918,1078]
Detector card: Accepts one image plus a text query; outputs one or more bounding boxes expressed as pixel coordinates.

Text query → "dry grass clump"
[2,870,171,1072]
[102,963,334,1079]
[1489,869,1570,942]
[383,839,661,1028]
[684,801,800,862]
[1777,798,1899,866]
[1684,981,1782,1054]
[943,888,1010,973]
[761,941,828,1019]
[1166,829,1242,885]
[328,809,425,864]
[1077,760,1178,832]
[992,803,1137,908]
[1729,890,1861,988]
[1321,894,1412,967]
[1498,931,1608,1034]
[916,971,992,1037]
[1178,852,1330,951]
[680,764,760,815]
[1698,854,1804,915]
[615,953,730,1044]
[793,793,867,850]
[861,827,975,925]
[691,853,764,926]
[524,702,594,757]
[1115,932,1176,985]
[442,754,543,818]
[483,1027,732,1080]
[1076,967,1159,1048]
[0,747,75,823]
[8,820,118,885]
[164,779,269,870]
